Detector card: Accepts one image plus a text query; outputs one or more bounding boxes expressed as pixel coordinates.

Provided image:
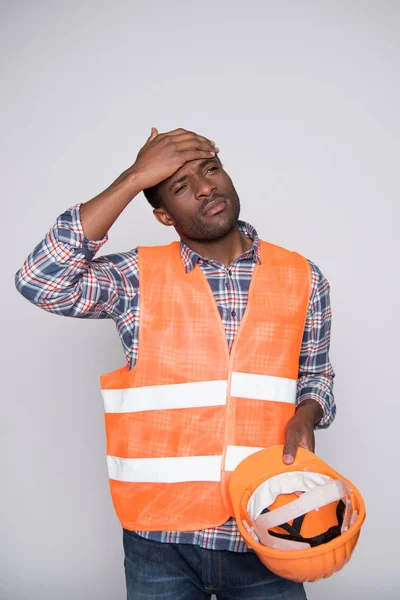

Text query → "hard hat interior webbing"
[261,499,346,548]
[248,473,352,550]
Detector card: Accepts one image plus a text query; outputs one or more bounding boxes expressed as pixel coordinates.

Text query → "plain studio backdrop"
[1,1,398,599]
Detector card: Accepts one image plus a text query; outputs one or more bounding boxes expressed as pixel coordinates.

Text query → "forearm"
[296,261,336,429]
[296,374,335,429]
[80,170,141,241]
[295,398,323,425]
[16,127,218,314]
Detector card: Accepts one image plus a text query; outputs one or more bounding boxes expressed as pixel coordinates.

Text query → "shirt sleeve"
[296,260,336,429]
[15,203,139,320]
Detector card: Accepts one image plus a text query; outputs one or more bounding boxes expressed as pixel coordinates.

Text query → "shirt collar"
[180,220,261,273]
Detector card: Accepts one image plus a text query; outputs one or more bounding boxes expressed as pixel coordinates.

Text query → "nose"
[194,175,216,200]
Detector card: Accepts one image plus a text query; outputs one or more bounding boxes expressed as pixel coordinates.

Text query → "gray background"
[1,1,398,598]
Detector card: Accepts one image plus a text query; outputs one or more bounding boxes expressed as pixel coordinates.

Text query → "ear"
[153,207,176,227]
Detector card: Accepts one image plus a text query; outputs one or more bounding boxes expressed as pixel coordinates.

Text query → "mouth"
[202,196,227,217]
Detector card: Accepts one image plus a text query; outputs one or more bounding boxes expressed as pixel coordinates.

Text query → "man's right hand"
[127,128,219,191]
[80,127,217,241]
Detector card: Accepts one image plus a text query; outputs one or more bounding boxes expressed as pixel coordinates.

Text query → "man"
[15,127,335,599]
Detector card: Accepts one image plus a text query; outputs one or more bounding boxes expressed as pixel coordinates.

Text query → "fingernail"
[283,454,293,464]
[210,151,216,155]
[214,147,219,152]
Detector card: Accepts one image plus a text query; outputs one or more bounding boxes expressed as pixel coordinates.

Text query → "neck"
[180,225,253,266]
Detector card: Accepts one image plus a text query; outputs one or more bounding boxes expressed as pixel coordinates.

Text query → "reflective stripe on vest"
[106,445,265,483]
[101,374,297,413]
[100,239,311,531]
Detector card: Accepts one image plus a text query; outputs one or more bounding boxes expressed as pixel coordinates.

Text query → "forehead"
[160,157,220,190]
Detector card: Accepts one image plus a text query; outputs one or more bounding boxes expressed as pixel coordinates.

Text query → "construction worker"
[15,127,335,599]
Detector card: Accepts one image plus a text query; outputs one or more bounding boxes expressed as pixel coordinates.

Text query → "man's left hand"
[282,400,323,465]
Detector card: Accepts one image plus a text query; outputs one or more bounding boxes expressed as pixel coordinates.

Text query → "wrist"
[109,167,142,201]
[295,399,323,426]
[122,170,143,200]
[122,165,147,196]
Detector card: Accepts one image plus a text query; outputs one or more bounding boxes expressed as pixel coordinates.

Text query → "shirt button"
[231,310,236,318]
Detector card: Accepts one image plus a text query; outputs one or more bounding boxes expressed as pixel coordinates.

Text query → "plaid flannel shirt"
[15,204,335,552]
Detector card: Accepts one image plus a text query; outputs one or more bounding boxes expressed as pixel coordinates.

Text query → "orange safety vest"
[100,240,311,531]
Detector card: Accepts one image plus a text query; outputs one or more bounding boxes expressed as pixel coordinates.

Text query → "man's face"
[154,157,241,242]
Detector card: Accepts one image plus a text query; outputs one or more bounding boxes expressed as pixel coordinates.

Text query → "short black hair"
[143,184,163,209]
[143,155,223,209]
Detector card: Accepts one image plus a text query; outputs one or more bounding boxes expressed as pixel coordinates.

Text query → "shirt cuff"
[51,203,108,261]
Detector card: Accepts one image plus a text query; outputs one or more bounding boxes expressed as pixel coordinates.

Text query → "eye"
[174,184,186,194]
[206,166,218,174]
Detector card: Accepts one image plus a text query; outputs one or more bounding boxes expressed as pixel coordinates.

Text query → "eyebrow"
[169,158,218,190]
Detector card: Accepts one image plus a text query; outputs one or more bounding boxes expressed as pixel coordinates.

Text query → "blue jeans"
[123,530,307,599]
